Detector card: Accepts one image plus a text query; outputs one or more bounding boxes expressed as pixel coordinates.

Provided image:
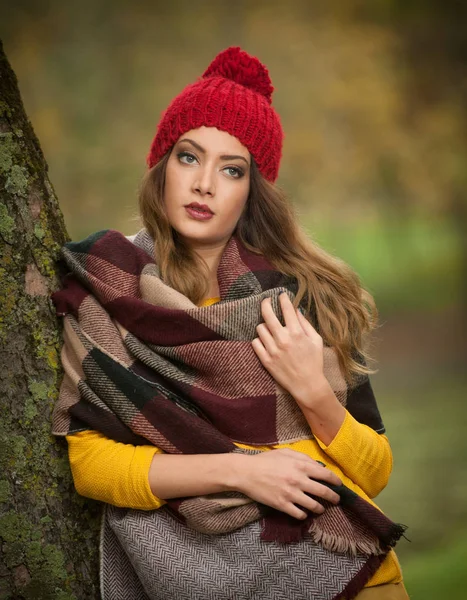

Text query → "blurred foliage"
[303,214,462,314]
[376,373,467,552]
[401,535,467,599]
[1,1,466,596]
[375,370,467,597]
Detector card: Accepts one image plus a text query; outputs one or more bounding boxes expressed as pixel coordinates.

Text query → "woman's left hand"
[251,293,329,405]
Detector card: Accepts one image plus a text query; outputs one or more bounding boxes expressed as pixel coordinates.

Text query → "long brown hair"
[138,152,379,386]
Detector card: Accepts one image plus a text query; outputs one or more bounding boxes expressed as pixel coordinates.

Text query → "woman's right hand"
[235,448,342,520]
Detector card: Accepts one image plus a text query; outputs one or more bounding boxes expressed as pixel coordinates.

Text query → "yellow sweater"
[66,296,402,587]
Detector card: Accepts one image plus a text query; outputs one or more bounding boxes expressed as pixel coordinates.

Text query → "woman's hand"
[252,293,328,404]
[235,448,342,519]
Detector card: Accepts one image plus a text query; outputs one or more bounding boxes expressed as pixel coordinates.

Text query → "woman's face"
[163,126,251,249]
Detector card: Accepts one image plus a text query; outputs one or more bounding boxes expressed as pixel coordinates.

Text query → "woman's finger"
[285,503,310,520]
[255,322,277,356]
[306,463,342,487]
[291,494,325,516]
[251,337,268,363]
[260,297,283,337]
[278,292,302,335]
[303,479,340,505]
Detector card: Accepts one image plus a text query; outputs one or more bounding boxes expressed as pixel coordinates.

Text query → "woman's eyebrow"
[178,138,250,166]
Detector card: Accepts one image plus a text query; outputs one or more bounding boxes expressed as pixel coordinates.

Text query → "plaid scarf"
[52,229,405,600]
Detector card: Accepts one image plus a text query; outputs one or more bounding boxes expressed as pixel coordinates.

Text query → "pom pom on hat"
[147,46,283,182]
[202,46,274,105]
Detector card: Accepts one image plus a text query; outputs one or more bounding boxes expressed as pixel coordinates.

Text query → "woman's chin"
[172,224,232,248]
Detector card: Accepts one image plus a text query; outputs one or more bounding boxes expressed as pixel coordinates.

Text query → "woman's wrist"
[292,376,334,409]
[292,378,347,446]
[226,453,252,493]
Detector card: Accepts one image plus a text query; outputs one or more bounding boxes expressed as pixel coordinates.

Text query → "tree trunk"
[0,40,100,599]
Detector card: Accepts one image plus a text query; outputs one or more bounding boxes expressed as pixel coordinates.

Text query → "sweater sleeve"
[314,410,393,499]
[66,429,167,510]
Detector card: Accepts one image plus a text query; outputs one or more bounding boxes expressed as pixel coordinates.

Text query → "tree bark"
[0,39,100,599]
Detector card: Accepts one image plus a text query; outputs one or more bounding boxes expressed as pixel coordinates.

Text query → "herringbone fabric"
[52,228,404,599]
[101,505,385,600]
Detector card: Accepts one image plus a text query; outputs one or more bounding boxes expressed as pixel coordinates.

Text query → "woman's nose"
[193,166,215,196]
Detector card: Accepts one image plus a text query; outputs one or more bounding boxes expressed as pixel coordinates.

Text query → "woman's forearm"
[148,452,246,499]
[293,378,347,446]
[68,430,248,507]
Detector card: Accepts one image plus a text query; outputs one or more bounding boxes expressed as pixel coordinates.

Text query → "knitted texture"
[146,46,284,182]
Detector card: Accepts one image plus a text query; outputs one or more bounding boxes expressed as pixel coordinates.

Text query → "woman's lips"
[185,206,214,221]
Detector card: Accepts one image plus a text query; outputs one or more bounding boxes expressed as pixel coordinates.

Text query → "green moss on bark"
[5,164,29,196]
[0,267,18,340]
[0,480,11,504]
[0,511,76,598]
[0,203,15,242]
[0,132,18,173]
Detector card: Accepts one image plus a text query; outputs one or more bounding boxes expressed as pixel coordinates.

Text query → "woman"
[52,46,408,599]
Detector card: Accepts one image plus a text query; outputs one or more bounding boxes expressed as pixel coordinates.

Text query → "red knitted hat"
[146,47,284,182]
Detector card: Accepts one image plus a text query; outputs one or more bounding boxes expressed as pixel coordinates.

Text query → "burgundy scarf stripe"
[106,296,225,345]
[87,229,154,274]
[186,386,279,443]
[175,339,276,396]
[82,253,143,302]
[137,400,235,454]
[54,275,90,317]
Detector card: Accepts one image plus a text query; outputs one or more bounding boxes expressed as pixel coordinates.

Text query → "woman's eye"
[224,166,244,179]
[178,151,197,164]
[177,152,243,178]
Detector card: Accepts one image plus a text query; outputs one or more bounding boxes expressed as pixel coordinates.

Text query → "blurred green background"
[1,1,466,597]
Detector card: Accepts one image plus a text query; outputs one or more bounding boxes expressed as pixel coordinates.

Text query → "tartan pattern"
[52,229,404,599]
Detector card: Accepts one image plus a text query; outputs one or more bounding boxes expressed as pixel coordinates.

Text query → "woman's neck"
[190,240,226,299]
